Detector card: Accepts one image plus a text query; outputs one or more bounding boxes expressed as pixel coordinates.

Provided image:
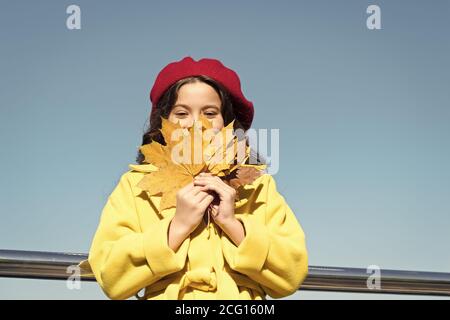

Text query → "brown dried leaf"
[226,166,265,189]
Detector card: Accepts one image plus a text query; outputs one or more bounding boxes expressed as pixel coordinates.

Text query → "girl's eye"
[205,112,217,116]
[175,113,188,116]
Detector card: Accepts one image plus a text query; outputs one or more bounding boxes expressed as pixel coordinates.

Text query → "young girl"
[81,56,308,300]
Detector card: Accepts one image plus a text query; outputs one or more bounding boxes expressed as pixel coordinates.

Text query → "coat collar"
[128,163,159,173]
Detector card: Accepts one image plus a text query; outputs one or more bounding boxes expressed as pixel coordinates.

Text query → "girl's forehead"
[177,82,220,98]
[174,86,222,110]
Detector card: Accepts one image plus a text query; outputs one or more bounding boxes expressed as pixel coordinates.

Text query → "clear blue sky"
[0,0,449,299]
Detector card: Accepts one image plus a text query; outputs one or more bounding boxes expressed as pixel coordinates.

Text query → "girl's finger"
[178,181,194,196]
[195,178,231,196]
[198,172,213,176]
[188,185,209,196]
[194,176,218,186]
[198,194,215,211]
[212,175,236,193]
[192,183,212,195]
[214,180,236,200]
[194,189,215,203]
[214,176,235,192]
[195,176,233,192]
[198,181,228,200]
[209,204,219,217]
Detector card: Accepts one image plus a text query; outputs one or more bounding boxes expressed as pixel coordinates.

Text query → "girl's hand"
[193,172,237,229]
[173,181,215,235]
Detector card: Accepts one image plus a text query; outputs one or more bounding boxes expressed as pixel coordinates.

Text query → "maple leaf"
[226,165,266,189]
[137,114,266,212]
[222,164,267,201]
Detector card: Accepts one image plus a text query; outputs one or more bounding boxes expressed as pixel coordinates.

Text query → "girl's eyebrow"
[203,105,220,110]
[173,104,220,110]
[172,103,191,110]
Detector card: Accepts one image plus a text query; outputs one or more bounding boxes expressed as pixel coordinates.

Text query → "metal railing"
[1,249,450,297]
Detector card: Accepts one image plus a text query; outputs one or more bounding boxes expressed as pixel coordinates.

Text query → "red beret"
[150,56,254,131]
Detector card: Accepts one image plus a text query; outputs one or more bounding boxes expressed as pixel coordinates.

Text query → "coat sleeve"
[87,172,190,300]
[221,174,309,298]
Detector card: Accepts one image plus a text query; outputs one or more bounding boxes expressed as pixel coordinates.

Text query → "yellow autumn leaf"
[137,114,266,212]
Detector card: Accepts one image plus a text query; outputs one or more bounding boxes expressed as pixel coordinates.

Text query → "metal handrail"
[1,249,450,296]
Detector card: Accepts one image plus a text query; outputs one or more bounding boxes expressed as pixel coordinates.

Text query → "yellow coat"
[82,163,308,300]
